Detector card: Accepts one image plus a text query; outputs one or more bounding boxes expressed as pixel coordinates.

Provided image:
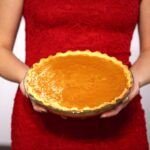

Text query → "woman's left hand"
[100,69,140,118]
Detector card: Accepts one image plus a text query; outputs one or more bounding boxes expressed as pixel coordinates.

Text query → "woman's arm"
[0,0,47,112]
[0,0,28,83]
[131,0,150,87]
[101,0,150,118]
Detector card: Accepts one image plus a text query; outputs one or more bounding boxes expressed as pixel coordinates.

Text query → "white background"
[0,19,150,146]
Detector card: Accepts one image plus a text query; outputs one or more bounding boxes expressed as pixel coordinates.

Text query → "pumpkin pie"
[24,50,133,118]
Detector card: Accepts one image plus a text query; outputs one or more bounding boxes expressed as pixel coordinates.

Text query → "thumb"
[128,80,139,100]
[19,80,29,98]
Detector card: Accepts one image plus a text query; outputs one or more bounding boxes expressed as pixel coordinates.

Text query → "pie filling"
[27,54,128,109]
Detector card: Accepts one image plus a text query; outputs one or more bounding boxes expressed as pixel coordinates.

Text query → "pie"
[24,50,133,118]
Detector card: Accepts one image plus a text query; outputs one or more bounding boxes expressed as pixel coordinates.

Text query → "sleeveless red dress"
[11,0,149,149]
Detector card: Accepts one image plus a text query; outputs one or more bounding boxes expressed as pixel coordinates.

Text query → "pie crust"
[24,50,133,118]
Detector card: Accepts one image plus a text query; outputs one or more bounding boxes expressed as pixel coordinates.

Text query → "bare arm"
[0,0,47,112]
[131,0,150,87]
[0,0,28,83]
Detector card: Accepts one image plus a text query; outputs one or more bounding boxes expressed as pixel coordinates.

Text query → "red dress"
[12,0,149,149]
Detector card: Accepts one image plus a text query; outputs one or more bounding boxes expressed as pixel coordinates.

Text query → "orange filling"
[29,55,128,109]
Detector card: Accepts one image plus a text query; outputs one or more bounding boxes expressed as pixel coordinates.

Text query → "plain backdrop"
[0,18,150,146]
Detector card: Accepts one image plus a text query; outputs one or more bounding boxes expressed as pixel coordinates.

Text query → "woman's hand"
[100,69,140,118]
[19,80,48,113]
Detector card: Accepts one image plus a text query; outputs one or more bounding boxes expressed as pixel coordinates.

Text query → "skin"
[0,0,150,117]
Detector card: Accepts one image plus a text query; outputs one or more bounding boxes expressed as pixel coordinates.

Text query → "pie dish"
[24,50,133,118]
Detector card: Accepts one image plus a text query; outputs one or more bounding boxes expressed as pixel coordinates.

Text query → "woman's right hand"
[19,80,48,113]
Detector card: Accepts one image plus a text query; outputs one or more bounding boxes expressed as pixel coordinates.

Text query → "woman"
[0,0,149,149]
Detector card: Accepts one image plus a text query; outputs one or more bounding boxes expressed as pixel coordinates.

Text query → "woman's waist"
[25,47,131,67]
[25,28,131,58]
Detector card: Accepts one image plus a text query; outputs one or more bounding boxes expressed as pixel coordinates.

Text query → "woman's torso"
[23,0,140,66]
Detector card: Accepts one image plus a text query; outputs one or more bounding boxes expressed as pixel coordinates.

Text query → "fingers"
[31,101,48,113]
[100,75,140,119]
[100,99,129,118]
[61,116,68,119]
[19,81,48,113]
